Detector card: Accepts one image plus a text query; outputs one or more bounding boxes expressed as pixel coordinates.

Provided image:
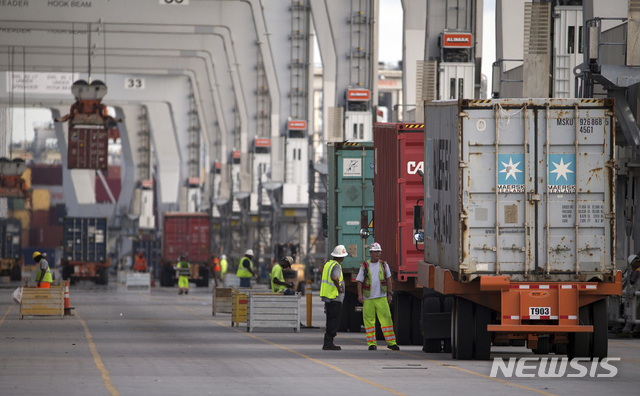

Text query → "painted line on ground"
[174,302,556,396]
[76,310,121,396]
[173,303,407,396]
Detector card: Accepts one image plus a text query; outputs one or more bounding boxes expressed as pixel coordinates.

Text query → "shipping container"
[30,164,62,186]
[8,197,26,210]
[417,99,621,360]
[11,210,31,230]
[61,217,109,284]
[160,212,211,287]
[1,218,22,280]
[49,204,67,226]
[29,225,63,249]
[32,210,50,229]
[31,189,51,211]
[67,125,109,170]
[95,177,121,203]
[327,141,375,332]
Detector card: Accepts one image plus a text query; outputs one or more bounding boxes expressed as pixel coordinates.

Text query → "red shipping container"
[106,165,121,180]
[31,210,50,229]
[162,213,211,264]
[30,225,63,248]
[95,177,122,203]
[67,125,109,170]
[373,123,425,283]
[30,164,63,186]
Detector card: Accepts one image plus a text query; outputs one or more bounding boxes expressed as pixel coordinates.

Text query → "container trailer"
[416,99,622,359]
[61,217,110,284]
[160,212,211,287]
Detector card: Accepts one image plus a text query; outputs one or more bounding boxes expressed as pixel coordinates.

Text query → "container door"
[535,105,614,276]
[333,147,374,268]
[460,105,536,278]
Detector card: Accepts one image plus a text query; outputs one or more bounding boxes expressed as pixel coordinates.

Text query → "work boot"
[368,345,377,350]
[179,290,183,295]
[322,344,341,350]
[387,344,400,351]
[185,290,189,295]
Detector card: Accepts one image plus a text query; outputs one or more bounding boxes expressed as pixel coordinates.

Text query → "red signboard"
[373,123,425,282]
[255,138,271,147]
[162,213,211,264]
[442,32,473,48]
[288,120,307,130]
[67,125,109,170]
[347,89,370,101]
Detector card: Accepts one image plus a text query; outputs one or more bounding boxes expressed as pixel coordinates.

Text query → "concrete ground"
[0,277,638,396]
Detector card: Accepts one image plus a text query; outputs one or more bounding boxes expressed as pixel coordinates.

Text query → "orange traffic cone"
[64,281,74,316]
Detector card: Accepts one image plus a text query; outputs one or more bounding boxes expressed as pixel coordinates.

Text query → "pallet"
[247,293,301,332]
[19,286,65,319]
[212,287,234,316]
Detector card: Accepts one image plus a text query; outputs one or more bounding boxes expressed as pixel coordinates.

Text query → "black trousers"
[324,301,343,346]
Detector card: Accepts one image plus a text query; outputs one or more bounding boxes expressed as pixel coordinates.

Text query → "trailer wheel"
[568,305,591,359]
[452,297,474,359]
[393,292,412,345]
[532,335,551,355]
[552,342,568,355]
[591,299,608,359]
[10,263,21,281]
[411,295,422,345]
[422,296,442,353]
[473,304,492,360]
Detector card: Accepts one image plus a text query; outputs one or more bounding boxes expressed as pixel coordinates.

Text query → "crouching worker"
[271,256,295,295]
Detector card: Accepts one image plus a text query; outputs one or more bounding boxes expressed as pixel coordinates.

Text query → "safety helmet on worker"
[369,242,382,252]
[331,245,348,257]
[282,256,294,266]
[245,249,254,256]
[33,251,42,260]
[629,255,638,265]
[221,254,227,259]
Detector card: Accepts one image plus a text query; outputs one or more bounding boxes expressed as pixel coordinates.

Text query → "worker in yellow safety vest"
[271,256,294,295]
[220,254,228,283]
[320,245,347,350]
[34,251,53,288]
[357,242,399,350]
[237,249,255,288]
[175,256,190,295]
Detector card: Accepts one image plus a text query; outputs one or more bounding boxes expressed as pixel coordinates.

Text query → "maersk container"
[327,142,375,276]
[423,99,616,283]
[373,123,425,284]
[63,217,108,262]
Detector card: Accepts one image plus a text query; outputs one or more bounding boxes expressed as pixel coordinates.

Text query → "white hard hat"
[331,245,348,257]
[369,242,382,252]
[245,249,254,256]
[629,255,638,265]
[221,254,226,259]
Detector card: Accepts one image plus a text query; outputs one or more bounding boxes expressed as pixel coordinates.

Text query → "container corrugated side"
[327,142,375,274]
[162,213,211,264]
[67,126,109,170]
[63,217,108,262]
[423,99,615,282]
[373,123,425,282]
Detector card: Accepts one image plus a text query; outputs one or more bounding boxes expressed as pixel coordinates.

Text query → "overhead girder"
[0,0,282,181]
[310,0,379,141]
[0,52,212,214]
[0,22,242,193]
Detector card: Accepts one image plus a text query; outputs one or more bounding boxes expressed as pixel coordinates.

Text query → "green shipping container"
[327,142,375,277]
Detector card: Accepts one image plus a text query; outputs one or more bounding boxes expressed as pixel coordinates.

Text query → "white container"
[423,99,615,283]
